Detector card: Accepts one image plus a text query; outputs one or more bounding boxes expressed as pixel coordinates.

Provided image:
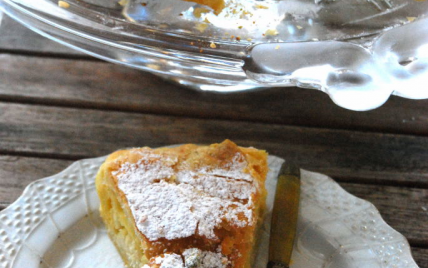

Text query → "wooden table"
[0,14,427,267]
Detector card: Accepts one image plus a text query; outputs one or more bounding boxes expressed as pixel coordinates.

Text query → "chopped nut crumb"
[58,1,70,8]
[195,23,208,33]
[254,4,268,9]
[265,29,279,36]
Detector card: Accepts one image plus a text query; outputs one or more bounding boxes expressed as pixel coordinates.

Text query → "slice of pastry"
[96,140,268,268]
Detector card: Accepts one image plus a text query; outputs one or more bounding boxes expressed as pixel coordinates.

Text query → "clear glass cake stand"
[1,0,428,110]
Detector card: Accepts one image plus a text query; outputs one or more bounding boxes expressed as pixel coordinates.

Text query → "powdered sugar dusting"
[114,153,177,186]
[183,248,229,268]
[113,150,257,241]
[177,171,255,200]
[196,153,254,182]
[142,253,184,268]
[142,248,228,268]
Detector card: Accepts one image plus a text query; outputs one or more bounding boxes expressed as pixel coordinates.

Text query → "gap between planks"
[1,151,427,189]
[2,54,428,137]
[1,102,428,186]
[1,96,428,142]
[1,151,428,190]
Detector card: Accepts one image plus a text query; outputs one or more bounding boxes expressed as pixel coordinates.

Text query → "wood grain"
[1,102,428,187]
[0,15,83,55]
[412,247,428,268]
[1,54,428,136]
[0,155,72,207]
[341,183,428,246]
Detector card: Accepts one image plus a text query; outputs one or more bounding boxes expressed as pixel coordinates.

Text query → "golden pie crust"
[96,140,268,268]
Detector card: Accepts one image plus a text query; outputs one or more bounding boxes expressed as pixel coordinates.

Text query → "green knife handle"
[268,164,300,266]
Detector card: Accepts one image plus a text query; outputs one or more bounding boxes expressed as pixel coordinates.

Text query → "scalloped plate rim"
[0,154,419,268]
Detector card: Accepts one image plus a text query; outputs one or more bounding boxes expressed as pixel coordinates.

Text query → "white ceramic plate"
[0,155,419,268]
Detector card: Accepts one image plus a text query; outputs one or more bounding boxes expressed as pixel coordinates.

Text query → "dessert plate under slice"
[0,154,418,268]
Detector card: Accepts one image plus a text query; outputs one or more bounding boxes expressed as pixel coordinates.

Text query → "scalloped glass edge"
[1,0,428,110]
[0,153,419,268]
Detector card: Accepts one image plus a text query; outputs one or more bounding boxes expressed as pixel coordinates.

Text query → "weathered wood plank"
[0,14,83,55]
[341,183,428,247]
[412,247,428,268]
[0,155,73,205]
[1,102,428,188]
[1,54,428,136]
[311,168,428,188]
